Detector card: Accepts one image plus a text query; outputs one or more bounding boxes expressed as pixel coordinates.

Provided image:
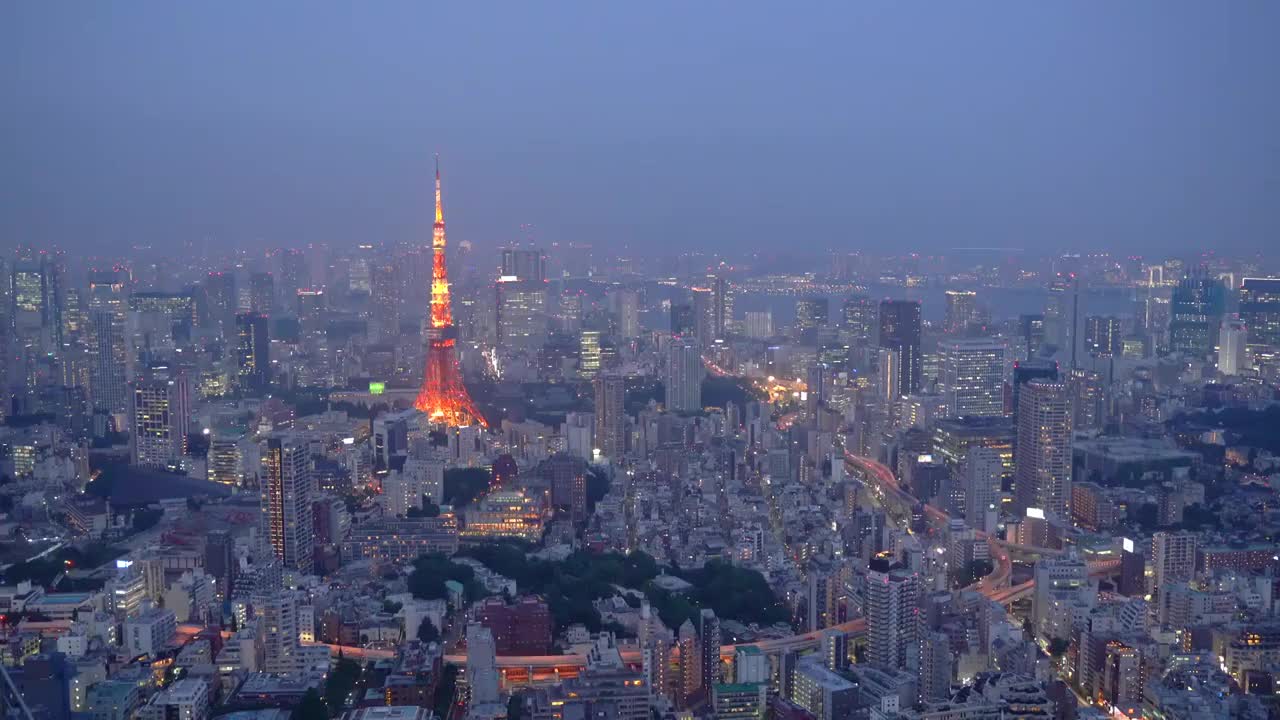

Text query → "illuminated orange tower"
[414,157,486,427]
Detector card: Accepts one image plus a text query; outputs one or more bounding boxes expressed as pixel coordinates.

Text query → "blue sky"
[3,2,1278,257]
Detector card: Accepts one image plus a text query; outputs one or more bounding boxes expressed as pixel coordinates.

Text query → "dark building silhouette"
[878,300,922,395]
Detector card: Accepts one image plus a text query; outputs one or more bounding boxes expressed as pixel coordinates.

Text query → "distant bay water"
[733,283,1140,326]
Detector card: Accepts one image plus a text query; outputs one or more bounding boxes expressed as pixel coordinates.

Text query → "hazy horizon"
[4,2,1279,258]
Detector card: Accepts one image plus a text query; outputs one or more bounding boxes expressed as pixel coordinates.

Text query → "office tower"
[1045,274,1082,367]
[1218,319,1247,375]
[278,248,309,304]
[866,565,921,673]
[207,429,246,487]
[691,287,714,345]
[261,436,314,574]
[9,248,65,348]
[1019,313,1047,359]
[877,347,901,403]
[671,301,696,336]
[203,271,237,335]
[501,247,547,283]
[593,374,625,461]
[248,272,274,315]
[617,289,640,338]
[710,275,733,339]
[665,336,703,413]
[1151,531,1197,600]
[1012,380,1072,520]
[961,447,1002,533]
[842,295,876,341]
[495,277,548,350]
[1031,555,1089,640]
[235,313,270,393]
[938,338,1005,418]
[372,411,409,471]
[744,310,773,339]
[1084,315,1122,357]
[1169,272,1226,357]
[86,270,130,415]
[467,623,500,708]
[1239,278,1280,366]
[579,330,602,376]
[204,530,236,600]
[878,300,922,395]
[795,297,830,331]
[413,161,486,427]
[1066,368,1105,434]
[294,288,326,339]
[370,263,399,341]
[700,609,722,688]
[129,365,190,469]
[943,290,978,334]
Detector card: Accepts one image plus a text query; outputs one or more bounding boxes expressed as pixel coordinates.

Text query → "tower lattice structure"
[414,159,486,427]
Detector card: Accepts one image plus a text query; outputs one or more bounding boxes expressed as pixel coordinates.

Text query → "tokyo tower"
[414,158,486,427]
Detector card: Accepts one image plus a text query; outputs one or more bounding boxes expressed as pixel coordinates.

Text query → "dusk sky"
[4,2,1278,257]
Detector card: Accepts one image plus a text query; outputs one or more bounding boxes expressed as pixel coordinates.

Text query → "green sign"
[369,381,386,395]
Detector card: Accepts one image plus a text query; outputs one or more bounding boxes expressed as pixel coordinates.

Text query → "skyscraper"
[691,287,714,346]
[1066,368,1105,434]
[261,435,314,574]
[501,247,547,283]
[1218,319,1247,375]
[670,301,696,337]
[878,300,922,395]
[235,312,270,393]
[1084,315,1123,357]
[495,277,548,350]
[795,297,830,332]
[710,275,733,340]
[943,290,978,334]
[866,564,921,674]
[617,289,640,339]
[841,295,876,341]
[665,337,703,413]
[203,271,236,336]
[1019,313,1047,359]
[86,270,130,415]
[938,338,1005,418]
[1012,380,1072,521]
[1169,272,1226,357]
[129,364,190,469]
[249,272,274,315]
[593,374,626,461]
[1239,277,1280,366]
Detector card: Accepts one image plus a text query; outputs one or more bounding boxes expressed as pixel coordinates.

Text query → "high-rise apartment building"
[866,565,921,674]
[1012,380,1072,520]
[261,436,314,574]
[130,364,190,469]
[593,374,625,461]
[665,337,703,413]
[87,270,130,415]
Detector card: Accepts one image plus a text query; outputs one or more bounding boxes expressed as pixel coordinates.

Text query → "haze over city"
[4,2,1280,255]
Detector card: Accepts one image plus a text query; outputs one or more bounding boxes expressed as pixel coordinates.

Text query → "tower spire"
[434,154,444,226]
